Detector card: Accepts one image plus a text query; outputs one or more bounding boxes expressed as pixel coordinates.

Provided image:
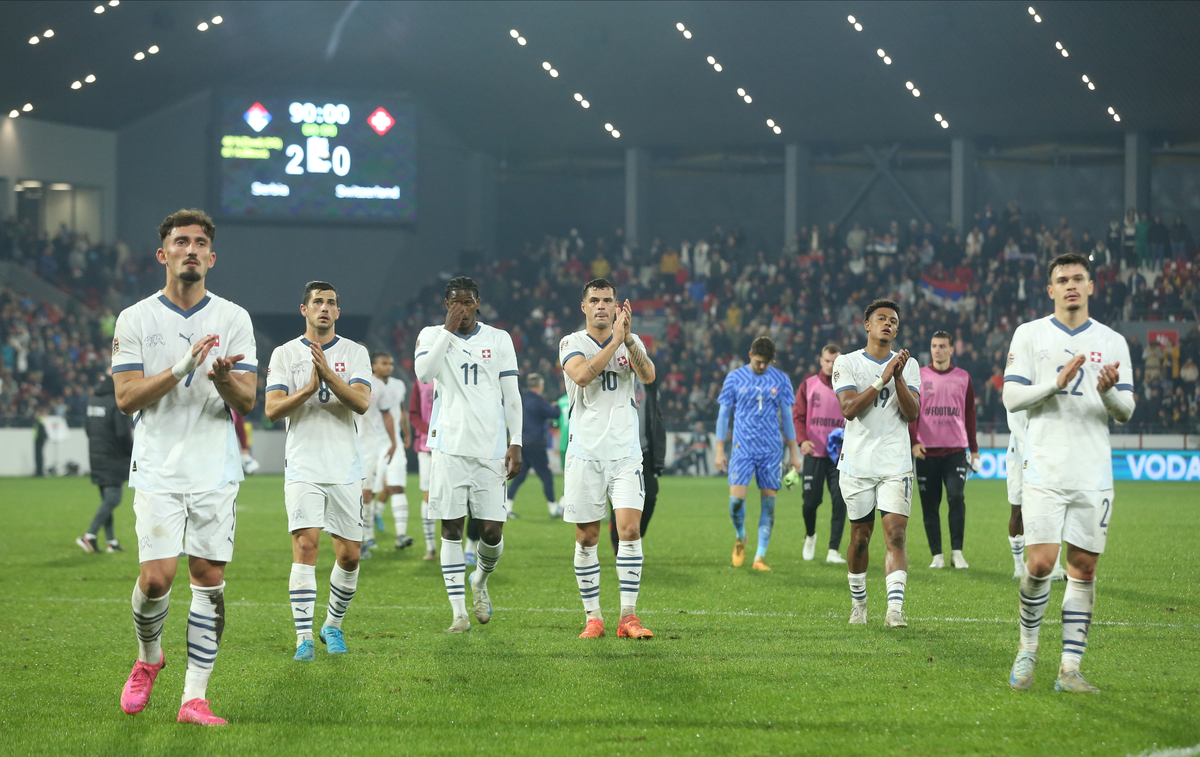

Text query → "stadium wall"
[0,116,118,241]
[115,90,494,318]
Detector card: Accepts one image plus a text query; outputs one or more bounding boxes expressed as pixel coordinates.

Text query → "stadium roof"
[3,0,1199,153]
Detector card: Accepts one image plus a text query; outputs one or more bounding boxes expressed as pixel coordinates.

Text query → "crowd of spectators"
[3,202,1199,434]
[382,202,1200,434]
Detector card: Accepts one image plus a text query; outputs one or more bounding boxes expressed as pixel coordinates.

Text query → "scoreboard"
[216,96,417,222]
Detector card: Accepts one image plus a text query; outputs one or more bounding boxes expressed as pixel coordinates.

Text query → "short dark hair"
[303,281,337,306]
[1047,252,1090,282]
[822,343,841,356]
[445,276,480,300]
[931,330,952,344]
[158,208,215,243]
[582,277,616,301]
[864,298,901,322]
[750,335,776,363]
[527,372,544,387]
[370,351,392,364]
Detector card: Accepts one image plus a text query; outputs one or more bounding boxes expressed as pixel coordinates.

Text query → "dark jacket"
[521,389,562,448]
[86,377,134,487]
[641,378,667,474]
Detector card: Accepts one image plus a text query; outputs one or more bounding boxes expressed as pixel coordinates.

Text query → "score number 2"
[285,137,350,177]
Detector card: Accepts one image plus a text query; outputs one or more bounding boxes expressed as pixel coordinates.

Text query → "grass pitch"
[1,474,1197,756]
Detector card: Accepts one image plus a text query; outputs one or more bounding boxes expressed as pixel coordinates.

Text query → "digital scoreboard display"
[216,96,416,222]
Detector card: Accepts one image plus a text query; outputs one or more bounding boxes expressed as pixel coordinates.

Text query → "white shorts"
[1021,484,1112,553]
[418,451,431,491]
[133,483,239,563]
[385,446,408,488]
[428,450,506,521]
[284,480,363,541]
[562,454,645,524]
[840,472,913,521]
[1006,449,1023,506]
[364,447,393,493]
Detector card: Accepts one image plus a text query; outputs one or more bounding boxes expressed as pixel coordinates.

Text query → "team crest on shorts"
[617,355,629,368]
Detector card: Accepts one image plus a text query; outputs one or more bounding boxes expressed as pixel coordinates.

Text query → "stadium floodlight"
[1113,114,1121,122]
[94,5,105,13]
[737,88,746,96]
[743,95,752,103]
[934,113,943,121]
[848,15,856,23]
[1108,107,1115,114]
[44,29,53,37]
[85,74,95,83]
[550,69,558,77]
[581,100,589,108]
[23,103,33,112]
[707,56,715,64]
[134,51,145,60]
[212,16,223,24]
[912,89,920,97]
[198,22,209,31]
[109,0,119,5]
[1087,82,1095,90]
[1029,6,1036,14]
[1061,49,1068,57]
[877,48,885,57]
[854,23,862,31]
[1055,41,1063,49]
[71,81,82,89]
[713,63,722,72]
[574,93,583,101]
[8,110,18,118]
[773,125,781,134]
[883,56,891,65]
[611,130,620,138]
[148,45,159,54]
[906,81,914,90]
[29,36,39,45]
[1034,15,1041,22]
[677,23,685,31]
[941,120,949,128]
[605,123,613,131]
[510,29,519,38]
[766,119,775,127]
[517,37,526,45]
[543,61,551,70]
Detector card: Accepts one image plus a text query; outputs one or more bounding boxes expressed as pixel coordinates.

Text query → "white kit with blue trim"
[831,349,922,479]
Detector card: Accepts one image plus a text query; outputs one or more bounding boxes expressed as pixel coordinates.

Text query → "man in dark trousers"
[505,373,564,518]
[910,330,980,570]
[76,373,134,553]
[792,344,849,564]
[609,376,666,554]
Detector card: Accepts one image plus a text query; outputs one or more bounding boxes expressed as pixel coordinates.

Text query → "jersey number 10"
[599,370,618,391]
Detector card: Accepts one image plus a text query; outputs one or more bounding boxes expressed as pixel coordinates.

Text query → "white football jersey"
[1006,409,1027,460]
[832,349,922,478]
[416,323,519,460]
[383,376,407,438]
[266,336,372,485]
[357,373,394,452]
[559,330,646,461]
[111,292,257,493]
[1004,315,1133,490]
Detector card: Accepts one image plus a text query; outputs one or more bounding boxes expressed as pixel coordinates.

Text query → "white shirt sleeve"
[902,357,922,395]
[349,346,372,389]
[1102,332,1136,423]
[265,347,292,394]
[831,355,855,395]
[226,307,258,373]
[414,327,451,383]
[559,333,583,368]
[111,310,143,374]
[1003,324,1057,412]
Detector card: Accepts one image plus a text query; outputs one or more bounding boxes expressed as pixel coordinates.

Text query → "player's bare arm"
[381,409,398,462]
[400,410,413,449]
[208,353,256,416]
[113,334,218,415]
[563,342,621,386]
[618,301,657,383]
[310,341,370,414]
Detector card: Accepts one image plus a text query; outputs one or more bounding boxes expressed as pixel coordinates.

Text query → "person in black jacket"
[609,376,667,553]
[76,374,134,553]
[505,373,565,517]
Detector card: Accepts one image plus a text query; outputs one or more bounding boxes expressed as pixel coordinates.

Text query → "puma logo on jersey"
[179,333,193,345]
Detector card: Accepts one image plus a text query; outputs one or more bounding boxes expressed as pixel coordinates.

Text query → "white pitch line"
[1129,744,1200,757]
[32,596,1195,628]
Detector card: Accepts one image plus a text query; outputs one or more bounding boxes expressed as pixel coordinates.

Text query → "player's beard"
[179,268,202,283]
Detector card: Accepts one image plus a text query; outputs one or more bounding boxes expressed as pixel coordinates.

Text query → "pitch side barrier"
[971,448,1200,482]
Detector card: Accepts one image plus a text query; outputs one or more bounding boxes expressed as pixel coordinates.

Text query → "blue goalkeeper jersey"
[718,365,795,459]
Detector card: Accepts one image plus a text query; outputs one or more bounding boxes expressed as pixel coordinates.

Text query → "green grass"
[1,475,1197,756]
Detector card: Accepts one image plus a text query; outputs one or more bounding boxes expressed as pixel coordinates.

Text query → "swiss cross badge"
[213,335,220,347]
[482,349,492,359]
[1090,351,1102,363]
[334,361,346,374]
[617,355,629,368]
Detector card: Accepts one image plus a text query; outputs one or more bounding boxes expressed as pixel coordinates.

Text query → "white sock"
[131,581,170,664]
[547,500,558,515]
[289,563,316,642]
[1061,577,1095,670]
[1008,535,1025,570]
[848,571,867,608]
[574,542,601,619]
[374,500,385,518]
[1018,572,1052,652]
[440,538,468,617]
[362,503,373,543]
[504,498,514,516]
[325,564,359,630]
[465,537,479,556]
[182,582,225,703]
[390,493,409,536]
[616,539,643,616]
[421,499,436,550]
[475,537,503,587]
[885,570,907,613]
